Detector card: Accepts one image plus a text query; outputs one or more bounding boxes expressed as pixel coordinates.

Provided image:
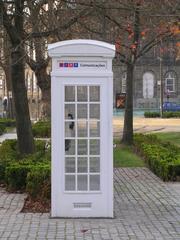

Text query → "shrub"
[0,119,16,136]
[0,139,19,162]
[5,163,32,191]
[5,161,51,193]
[144,112,160,118]
[134,133,180,181]
[144,111,180,118]
[0,125,6,135]
[26,164,51,200]
[32,121,51,138]
[0,139,50,184]
[0,118,16,128]
[162,112,180,118]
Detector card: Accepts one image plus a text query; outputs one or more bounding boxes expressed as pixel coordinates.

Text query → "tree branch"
[0,0,19,44]
[28,7,93,38]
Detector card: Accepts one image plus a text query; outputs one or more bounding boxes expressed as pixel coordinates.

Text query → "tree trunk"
[40,88,51,120]
[11,47,35,154]
[35,67,51,119]
[122,63,134,145]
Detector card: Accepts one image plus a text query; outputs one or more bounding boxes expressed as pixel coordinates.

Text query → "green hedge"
[0,139,51,200]
[26,164,51,199]
[5,162,51,194]
[163,112,180,118]
[0,125,6,135]
[32,121,51,138]
[0,119,16,135]
[144,111,180,118]
[144,112,160,118]
[134,134,180,181]
[5,163,32,191]
[0,118,16,128]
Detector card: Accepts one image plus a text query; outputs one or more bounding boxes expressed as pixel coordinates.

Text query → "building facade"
[113,48,180,110]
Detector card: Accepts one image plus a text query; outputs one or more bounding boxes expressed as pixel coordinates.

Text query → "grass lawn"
[154,132,180,146]
[113,141,145,168]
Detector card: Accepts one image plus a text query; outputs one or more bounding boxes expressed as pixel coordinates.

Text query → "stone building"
[113,43,180,110]
[0,66,41,119]
[1,40,180,117]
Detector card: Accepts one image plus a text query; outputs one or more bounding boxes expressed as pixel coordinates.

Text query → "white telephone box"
[48,40,115,218]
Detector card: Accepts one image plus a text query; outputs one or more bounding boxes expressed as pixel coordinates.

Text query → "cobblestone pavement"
[0,168,180,240]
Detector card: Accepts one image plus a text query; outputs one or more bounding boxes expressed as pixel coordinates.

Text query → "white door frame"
[51,76,113,218]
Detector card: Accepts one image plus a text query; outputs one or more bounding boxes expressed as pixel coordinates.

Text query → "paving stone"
[0,168,179,239]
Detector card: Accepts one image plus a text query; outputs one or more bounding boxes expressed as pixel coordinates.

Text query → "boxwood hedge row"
[134,134,180,181]
[0,139,51,200]
[144,111,180,118]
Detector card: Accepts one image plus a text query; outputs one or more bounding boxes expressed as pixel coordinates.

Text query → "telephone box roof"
[48,39,115,58]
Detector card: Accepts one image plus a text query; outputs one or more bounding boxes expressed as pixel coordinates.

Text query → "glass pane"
[65,104,75,120]
[65,157,75,173]
[90,139,100,155]
[77,121,88,137]
[78,139,88,155]
[65,175,75,191]
[77,86,87,102]
[65,139,75,155]
[167,86,173,91]
[65,86,75,102]
[65,122,75,137]
[77,104,87,119]
[90,86,100,102]
[90,104,100,119]
[89,121,100,137]
[90,175,100,191]
[167,79,173,84]
[77,175,88,191]
[78,157,88,173]
[90,157,100,173]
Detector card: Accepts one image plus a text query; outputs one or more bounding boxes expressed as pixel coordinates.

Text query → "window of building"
[0,79,3,89]
[32,73,37,91]
[121,72,127,93]
[165,71,176,92]
[143,72,154,99]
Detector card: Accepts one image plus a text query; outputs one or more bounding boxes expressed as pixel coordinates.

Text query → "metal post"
[159,57,163,118]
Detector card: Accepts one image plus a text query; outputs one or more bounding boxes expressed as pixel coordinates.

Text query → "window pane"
[77,104,88,119]
[65,157,75,173]
[90,104,100,119]
[90,139,100,155]
[167,79,173,85]
[65,175,75,191]
[77,121,88,137]
[65,139,75,155]
[90,175,100,191]
[77,157,88,173]
[65,122,75,137]
[167,86,173,91]
[77,175,88,191]
[65,104,75,120]
[89,86,100,102]
[65,86,75,102]
[78,139,88,155]
[89,121,100,137]
[90,157,100,173]
[77,86,87,102]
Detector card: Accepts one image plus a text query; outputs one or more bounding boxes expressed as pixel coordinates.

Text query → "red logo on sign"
[68,63,73,67]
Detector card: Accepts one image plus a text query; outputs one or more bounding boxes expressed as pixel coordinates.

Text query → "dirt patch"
[22,196,50,213]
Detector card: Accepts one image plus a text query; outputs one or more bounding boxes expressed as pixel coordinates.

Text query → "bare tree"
[77,0,179,144]
[25,0,93,118]
[0,0,35,154]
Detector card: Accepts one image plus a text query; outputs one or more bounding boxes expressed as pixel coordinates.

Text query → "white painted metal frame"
[64,84,101,193]
[49,40,115,218]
